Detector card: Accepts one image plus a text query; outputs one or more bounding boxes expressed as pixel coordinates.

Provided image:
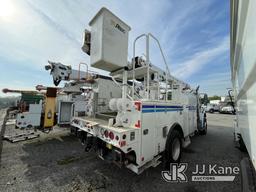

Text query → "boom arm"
[45,61,89,86]
[2,88,40,95]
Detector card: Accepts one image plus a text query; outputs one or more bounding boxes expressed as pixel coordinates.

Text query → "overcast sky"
[0,0,230,96]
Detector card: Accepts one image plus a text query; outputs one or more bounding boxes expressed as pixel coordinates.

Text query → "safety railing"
[132,33,171,101]
[78,62,88,80]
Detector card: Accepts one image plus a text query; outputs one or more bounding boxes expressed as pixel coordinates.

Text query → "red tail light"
[134,101,141,111]
[109,131,114,140]
[119,141,126,147]
[104,130,109,138]
[135,120,141,128]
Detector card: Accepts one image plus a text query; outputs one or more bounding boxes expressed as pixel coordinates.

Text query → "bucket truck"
[66,7,207,174]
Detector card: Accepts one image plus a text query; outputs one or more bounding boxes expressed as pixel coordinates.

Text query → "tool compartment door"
[140,106,156,163]
[58,101,74,124]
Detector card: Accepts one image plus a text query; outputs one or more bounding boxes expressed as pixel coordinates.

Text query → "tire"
[209,109,214,113]
[164,130,182,167]
[199,121,207,135]
[240,158,256,192]
[77,131,87,145]
[27,124,33,129]
[239,137,247,152]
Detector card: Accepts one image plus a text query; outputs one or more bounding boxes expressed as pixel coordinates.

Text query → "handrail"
[148,33,170,101]
[132,34,147,98]
[78,62,88,80]
[148,33,171,76]
[132,33,171,100]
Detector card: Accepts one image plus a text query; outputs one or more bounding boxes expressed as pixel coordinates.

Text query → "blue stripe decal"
[142,108,183,113]
[142,109,155,113]
[142,105,155,108]
[155,105,183,109]
[142,105,183,109]
[140,105,200,113]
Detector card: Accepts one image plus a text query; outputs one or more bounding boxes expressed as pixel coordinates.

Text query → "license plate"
[106,143,112,150]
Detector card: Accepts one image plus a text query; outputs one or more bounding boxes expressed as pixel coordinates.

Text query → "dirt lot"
[0,111,247,192]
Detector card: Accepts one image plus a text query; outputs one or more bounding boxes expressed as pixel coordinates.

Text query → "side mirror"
[203,94,209,105]
[199,93,209,105]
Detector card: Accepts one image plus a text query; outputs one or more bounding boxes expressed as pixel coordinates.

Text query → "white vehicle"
[219,105,235,114]
[231,0,256,190]
[16,100,42,128]
[69,8,207,174]
[2,88,44,129]
[205,103,219,113]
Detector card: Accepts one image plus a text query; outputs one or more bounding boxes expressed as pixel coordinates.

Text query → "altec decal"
[110,19,125,34]
[115,23,125,33]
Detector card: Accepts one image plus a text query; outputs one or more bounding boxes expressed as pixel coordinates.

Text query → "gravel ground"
[0,112,247,192]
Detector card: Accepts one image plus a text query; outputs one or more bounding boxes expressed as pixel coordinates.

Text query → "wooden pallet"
[4,131,40,143]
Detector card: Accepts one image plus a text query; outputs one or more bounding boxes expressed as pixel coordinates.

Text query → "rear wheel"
[239,136,247,152]
[209,108,214,113]
[164,130,182,167]
[27,124,33,129]
[241,158,256,192]
[199,120,207,135]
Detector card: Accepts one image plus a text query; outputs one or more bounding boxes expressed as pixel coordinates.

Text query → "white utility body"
[45,61,122,125]
[68,7,207,174]
[231,0,256,190]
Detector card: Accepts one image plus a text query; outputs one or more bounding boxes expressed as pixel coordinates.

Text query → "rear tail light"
[134,101,141,111]
[135,120,141,128]
[104,130,109,138]
[109,131,114,140]
[119,141,126,147]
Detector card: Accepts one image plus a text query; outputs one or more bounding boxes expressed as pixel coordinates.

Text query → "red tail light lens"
[109,131,114,140]
[104,130,109,138]
[134,101,141,111]
[119,141,126,147]
[135,120,141,128]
